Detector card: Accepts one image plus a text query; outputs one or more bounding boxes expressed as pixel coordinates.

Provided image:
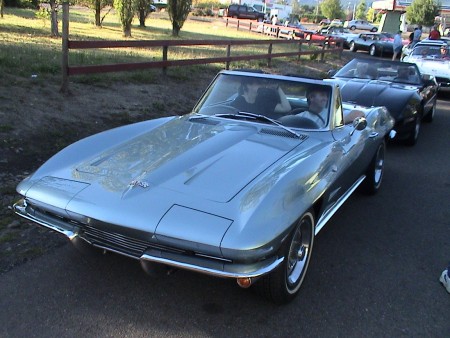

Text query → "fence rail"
[61,4,343,92]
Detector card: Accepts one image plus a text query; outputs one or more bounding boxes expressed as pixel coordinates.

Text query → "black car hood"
[332,78,418,120]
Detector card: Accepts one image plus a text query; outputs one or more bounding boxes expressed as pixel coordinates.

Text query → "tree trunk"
[1,0,4,19]
[172,23,180,37]
[123,24,132,37]
[139,10,147,27]
[95,0,101,26]
[49,0,59,36]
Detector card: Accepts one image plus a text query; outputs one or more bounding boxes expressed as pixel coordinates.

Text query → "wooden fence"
[61,4,343,92]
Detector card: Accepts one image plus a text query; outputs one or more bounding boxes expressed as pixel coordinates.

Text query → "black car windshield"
[192,73,333,129]
[334,58,422,85]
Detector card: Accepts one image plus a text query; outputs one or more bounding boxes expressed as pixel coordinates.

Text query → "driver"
[297,86,330,128]
[232,77,291,116]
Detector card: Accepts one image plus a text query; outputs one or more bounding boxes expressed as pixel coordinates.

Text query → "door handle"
[369,132,379,138]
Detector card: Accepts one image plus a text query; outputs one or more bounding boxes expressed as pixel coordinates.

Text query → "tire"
[349,41,357,52]
[369,44,377,56]
[350,26,356,30]
[255,211,315,304]
[423,101,435,123]
[371,27,378,32]
[361,141,385,195]
[405,115,421,146]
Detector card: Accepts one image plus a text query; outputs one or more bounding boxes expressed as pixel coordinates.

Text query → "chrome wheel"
[369,44,377,56]
[286,214,314,290]
[256,212,315,304]
[350,41,356,52]
[362,141,385,195]
[406,116,421,146]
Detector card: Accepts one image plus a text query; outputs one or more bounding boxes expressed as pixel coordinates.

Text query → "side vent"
[260,128,308,139]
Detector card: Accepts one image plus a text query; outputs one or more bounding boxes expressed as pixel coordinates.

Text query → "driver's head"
[306,86,330,114]
[397,67,409,79]
[355,62,369,76]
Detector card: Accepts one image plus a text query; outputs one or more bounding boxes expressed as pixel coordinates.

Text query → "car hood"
[331,78,416,120]
[28,116,307,204]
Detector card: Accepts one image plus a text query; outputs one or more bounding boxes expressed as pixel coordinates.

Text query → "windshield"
[411,45,447,58]
[192,73,332,130]
[334,59,422,85]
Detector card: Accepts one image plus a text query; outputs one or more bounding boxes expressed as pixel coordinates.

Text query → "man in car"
[439,44,450,59]
[297,86,330,127]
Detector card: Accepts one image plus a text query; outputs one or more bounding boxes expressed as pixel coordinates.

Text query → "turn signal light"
[236,277,252,288]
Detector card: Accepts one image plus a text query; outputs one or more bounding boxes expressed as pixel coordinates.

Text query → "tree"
[320,0,343,20]
[355,0,367,20]
[114,0,137,37]
[406,0,440,27]
[136,0,154,27]
[49,0,59,36]
[75,0,114,27]
[1,0,4,19]
[167,0,191,37]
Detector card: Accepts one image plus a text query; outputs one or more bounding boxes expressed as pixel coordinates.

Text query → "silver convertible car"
[14,71,395,304]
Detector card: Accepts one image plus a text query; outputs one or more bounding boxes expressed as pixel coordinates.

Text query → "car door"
[323,90,374,208]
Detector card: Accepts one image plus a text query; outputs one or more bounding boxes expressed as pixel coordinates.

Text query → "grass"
[0,7,328,83]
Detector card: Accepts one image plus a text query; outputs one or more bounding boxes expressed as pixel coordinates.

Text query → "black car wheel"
[349,41,357,52]
[350,26,356,30]
[255,211,315,304]
[371,27,378,32]
[423,101,435,123]
[362,141,385,195]
[369,44,377,56]
[405,115,421,146]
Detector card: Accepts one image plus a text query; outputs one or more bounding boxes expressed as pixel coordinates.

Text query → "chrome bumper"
[14,198,284,279]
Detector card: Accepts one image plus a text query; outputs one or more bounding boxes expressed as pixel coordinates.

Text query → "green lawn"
[0,7,331,83]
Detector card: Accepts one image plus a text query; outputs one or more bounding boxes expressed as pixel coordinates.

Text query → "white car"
[402,39,450,88]
[344,20,378,32]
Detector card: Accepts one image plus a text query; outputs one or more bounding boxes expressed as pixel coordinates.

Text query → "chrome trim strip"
[140,252,284,279]
[315,175,366,235]
[14,199,77,240]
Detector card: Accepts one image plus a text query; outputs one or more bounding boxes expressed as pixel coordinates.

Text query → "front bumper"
[13,198,283,279]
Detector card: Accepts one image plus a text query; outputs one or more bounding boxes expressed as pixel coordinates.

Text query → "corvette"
[14,71,394,303]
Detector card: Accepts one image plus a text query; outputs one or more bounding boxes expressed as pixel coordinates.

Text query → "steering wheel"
[278,115,320,129]
[288,108,307,115]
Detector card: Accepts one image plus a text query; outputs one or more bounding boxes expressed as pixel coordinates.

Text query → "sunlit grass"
[0,7,325,83]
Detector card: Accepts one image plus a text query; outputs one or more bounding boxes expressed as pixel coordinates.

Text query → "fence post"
[226,44,231,70]
[298,41,302,62]
[162,45,168,76]
[60,1,69,93]
[320,40,326,61]
[267,43,273,67]
[237,20,239,30]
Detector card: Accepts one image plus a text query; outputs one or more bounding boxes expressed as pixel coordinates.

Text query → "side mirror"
[350,117,367,135]
[327,69,337,78]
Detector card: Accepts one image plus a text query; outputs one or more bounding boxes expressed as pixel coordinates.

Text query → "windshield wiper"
[230,111,301,138]
[191,112,301,138]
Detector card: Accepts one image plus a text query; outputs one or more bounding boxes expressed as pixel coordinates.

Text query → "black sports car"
[348,32,396,57]
[328,58,438,145]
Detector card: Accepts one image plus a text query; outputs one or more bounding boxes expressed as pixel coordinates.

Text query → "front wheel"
[423,102,435,123]
[349,41,357,52]
[371,27,378,32]
[405,115,421,146]
[369,44,377,56]
[361,141,385,195]
[255,212,315,304]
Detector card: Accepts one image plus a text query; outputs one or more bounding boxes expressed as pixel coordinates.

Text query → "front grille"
[79,224,150,258]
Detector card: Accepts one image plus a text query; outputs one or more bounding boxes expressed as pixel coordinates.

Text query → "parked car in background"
[226,4,265,21]
[328,58,438,145]
[344,20,378,32]
[402,39,450,88]
[319,19,330,26]
[14,70,395,304]
[317,26,358,47]
[348,32,398,56]
[330,19,343,26]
